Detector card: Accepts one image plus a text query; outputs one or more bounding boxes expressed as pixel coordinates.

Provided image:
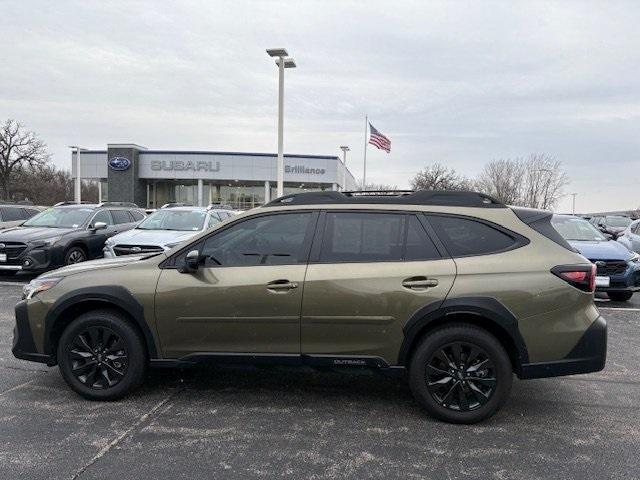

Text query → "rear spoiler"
[511,207,577,252]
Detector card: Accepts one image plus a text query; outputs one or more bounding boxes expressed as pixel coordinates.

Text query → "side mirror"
[92,221,107,231]
[179,250,201,273]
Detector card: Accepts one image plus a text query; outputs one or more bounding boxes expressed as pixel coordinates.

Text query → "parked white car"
[103,206,234,257]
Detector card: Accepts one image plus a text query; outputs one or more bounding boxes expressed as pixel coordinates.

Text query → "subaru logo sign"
[0,243,5,250]
[131,246,142,253]
[108,156,131,171]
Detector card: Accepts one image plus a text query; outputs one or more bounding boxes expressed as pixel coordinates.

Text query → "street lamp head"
[276,58,296,68]
[340,146,350,152]
[266,48,288,57]
[68,146,87,151]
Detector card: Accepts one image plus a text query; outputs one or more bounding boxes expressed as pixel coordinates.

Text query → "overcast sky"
[2,0,639,212]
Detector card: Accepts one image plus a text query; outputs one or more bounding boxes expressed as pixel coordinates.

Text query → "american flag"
[368,123,391,153]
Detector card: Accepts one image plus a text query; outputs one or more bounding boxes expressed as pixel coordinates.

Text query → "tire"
[64,246,88,265]
[409,324,512,424]
[608,291,633,302]
[57,309,147,400]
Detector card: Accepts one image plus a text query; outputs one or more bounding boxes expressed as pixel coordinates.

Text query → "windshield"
[606,216,631,228]
[137,210,206,231]
[552,215,607,241]
[23,208,93,228]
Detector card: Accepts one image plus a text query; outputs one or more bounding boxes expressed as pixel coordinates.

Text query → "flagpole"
[363,115,368,189]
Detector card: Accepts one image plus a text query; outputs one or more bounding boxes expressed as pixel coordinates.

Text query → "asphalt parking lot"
[1,275,639,480]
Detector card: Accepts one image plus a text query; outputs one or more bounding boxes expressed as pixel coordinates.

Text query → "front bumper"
[12,300,55,365]
[519,316,607,379]
[0,244,64,273]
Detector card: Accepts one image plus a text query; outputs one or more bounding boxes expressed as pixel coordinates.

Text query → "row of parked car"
[0,201,237,275]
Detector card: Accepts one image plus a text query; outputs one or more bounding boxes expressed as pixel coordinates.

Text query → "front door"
[301,211,456,365]
[155,211,318,358]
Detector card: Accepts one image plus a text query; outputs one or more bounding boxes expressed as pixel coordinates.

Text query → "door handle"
[402,277,439,289]
[266,280,298,292]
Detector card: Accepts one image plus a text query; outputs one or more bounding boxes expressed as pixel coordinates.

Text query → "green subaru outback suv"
[12,190,606,423]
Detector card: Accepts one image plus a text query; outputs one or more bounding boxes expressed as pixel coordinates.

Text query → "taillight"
[551,264,596,293]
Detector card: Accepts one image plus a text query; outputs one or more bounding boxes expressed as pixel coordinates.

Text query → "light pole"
[266,48,296,198]
[340,146,350,191]
[571,193,577,215]
[68,146,87,204]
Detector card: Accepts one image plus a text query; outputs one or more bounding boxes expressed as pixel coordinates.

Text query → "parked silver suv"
[103,206,234,257]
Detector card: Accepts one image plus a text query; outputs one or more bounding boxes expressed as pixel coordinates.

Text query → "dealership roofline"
[74,150,341,160]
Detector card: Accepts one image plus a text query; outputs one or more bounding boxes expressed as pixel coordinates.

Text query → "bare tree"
[521,153,569,210]
[476,159,525,205]
[0,119,50,200]
[410,163,474,191]
[12,165,98,205]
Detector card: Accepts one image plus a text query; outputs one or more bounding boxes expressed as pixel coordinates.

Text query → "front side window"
[91,210,114,226]
[200,212,313,266]
[23,208,94,228]
[427,215,516,257]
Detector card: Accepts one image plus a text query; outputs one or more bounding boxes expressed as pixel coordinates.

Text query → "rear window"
[111,210,133,224]
[427,215,516,257]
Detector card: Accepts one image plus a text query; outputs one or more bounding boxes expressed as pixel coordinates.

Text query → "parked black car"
[0,203,46,230]
[0,203,145,275]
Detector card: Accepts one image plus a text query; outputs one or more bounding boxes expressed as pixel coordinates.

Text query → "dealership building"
[72,144,357,209]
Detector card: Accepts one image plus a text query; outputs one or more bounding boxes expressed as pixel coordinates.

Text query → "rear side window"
[427,215,516,257]
[320,212,405,262]
[405,216,441,260]
[111,210,133,224]
[130,210,144,222]
[0,207,25,221]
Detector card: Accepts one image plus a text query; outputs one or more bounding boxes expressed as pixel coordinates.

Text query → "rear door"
[110,209,138,233]
[300,211,457,365]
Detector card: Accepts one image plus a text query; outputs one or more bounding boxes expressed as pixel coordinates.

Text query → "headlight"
[22,277,62,300]
[30,238,58,248]
[629,253,640,263]
[105,238,115,247]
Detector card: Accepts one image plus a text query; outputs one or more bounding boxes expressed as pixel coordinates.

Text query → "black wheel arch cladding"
[43,285,158,359]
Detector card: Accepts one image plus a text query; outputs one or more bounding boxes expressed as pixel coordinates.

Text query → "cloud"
[1,0,639,211]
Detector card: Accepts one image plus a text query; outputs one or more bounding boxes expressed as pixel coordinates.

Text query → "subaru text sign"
[108,157,131,171]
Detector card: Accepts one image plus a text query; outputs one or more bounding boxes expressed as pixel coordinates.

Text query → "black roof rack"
[263,190,505,208]
[53,201,94,207]
[97,201,139,208]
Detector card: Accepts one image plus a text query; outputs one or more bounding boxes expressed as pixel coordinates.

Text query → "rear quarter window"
[427,215,519,257]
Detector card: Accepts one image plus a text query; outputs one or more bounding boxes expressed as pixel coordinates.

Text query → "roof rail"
[97,201,139,208]
[53,201,93,206]
[263,190,505,208]
[161,202,193,209]
[206,203,233,210]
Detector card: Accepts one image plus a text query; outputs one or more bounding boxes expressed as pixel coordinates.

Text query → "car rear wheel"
[64,246,87,265]
[57,310,147,400]
[608,291,633,302]
[409,324,512,424]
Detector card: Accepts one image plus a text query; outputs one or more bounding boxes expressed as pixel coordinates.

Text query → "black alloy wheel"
[409,324,512,424]
[65,247,87,265]
[425,342,496,412]
[66,326,128,389]
[57,310,147,400]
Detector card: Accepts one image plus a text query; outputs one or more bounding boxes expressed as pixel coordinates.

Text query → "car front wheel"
[409,324,512,424]
[57,310,147,400]
[64,246,87,265]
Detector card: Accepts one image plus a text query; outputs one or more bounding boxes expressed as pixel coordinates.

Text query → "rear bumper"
[519,315,607,379]
[12,300,55,365]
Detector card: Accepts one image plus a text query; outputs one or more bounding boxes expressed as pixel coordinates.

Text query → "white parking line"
[598,307,640,312]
